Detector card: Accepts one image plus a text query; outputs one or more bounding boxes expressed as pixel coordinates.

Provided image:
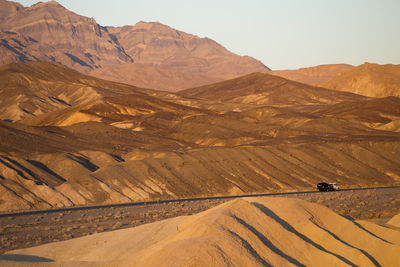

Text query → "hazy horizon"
[11,0,400,70]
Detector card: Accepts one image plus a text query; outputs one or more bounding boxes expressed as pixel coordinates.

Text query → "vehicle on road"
[317,182,339,192]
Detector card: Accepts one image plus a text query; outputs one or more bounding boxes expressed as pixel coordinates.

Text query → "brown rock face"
[271,64,354,85]
[0,0,23,19]
[0,31,55,64]
[318,63,400,97]
[0,1,269,91]
[0,0,132,73]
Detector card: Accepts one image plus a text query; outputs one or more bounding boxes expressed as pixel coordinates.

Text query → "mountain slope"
[5,197,400,266]
[0,0,22,19]
[319,63,400,97]
[90,63,220,92]
[272,64,354,85]
[0,1,269,91]
[0,1,132,73]
[107,21,269,79]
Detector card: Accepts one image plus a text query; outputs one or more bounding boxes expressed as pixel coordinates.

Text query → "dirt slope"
[318,63,400,97]
[3,197,400,266]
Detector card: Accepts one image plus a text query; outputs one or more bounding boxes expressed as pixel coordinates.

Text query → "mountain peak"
[28,0,66,10]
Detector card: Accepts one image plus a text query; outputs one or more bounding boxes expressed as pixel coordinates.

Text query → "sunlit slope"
[319,63,400,97]
[5,197,400,266]
[271,64,354,85]
[1,62,400,211]
[1,142,400,211]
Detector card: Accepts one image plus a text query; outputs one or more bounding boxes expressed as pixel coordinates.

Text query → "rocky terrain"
[1,61,400,212]
[0,0,269,91]
[319,62,400,97]
[1,196,399,266]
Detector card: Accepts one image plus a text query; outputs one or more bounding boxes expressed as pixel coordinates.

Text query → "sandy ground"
[1,195,400,266]
[0,187,399,254]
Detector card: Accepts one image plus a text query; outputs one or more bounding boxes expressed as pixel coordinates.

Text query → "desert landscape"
[0,0,399,265]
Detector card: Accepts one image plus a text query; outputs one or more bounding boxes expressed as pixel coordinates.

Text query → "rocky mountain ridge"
[0,0,269,91]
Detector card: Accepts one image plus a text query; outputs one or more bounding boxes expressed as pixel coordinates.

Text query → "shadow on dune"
[66,153,99,172]
[338,214,392,245]
[231,215,306,267]
[0,254,54,262]
[310,220,381,267]
[251,202,358,267]
[26,160,67,183]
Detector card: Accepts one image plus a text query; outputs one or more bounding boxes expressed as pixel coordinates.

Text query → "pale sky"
[13,0,400,70]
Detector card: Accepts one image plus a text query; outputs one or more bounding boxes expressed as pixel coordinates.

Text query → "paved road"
[2,185,400,218]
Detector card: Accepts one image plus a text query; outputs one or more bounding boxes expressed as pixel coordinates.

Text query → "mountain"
[1,62,400,211]
[0,0,269,91]
[318,63,400,97]
[5,197,400,266]
[90,63,220,92]
[271,64,354,85]
[0,0,132,73]
[107,21,269,79]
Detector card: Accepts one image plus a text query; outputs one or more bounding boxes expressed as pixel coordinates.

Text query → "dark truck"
[317,182,339,192]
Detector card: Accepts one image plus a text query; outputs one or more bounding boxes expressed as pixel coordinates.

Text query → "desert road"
[1,185,399,252]
[1,185,400,218]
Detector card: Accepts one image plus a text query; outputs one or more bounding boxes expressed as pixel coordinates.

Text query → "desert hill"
[178,72,366,106]
[271,64,354,85]
[0,0,269,91]
[1,62,400,211]
[319,63,400,97]
[3,197,400,266]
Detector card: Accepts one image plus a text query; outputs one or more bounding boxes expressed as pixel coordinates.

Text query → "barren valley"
[0,0,400,265]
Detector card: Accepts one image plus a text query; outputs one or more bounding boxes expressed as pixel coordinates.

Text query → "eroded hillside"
[1,62,400,211]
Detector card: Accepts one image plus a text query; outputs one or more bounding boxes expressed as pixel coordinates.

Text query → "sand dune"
[388,213,400,228]
[2,197,399,266]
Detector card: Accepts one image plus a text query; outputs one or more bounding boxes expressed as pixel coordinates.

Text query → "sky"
[14,0,400,70]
